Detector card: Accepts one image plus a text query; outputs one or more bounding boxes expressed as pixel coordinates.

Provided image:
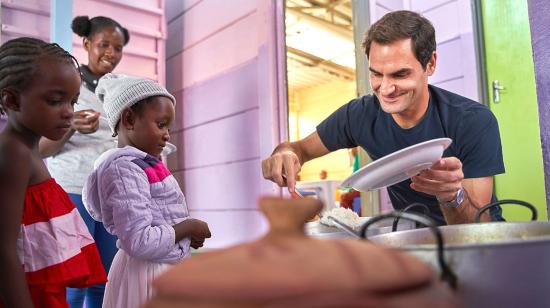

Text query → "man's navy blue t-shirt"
[317,85,505,225]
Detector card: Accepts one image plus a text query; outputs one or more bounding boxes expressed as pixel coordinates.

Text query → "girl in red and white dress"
[0,37,106,308]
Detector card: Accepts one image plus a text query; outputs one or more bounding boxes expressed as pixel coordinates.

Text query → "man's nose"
[379,77,396,95]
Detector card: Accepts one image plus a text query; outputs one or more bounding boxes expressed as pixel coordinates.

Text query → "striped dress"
[18,178,107,290]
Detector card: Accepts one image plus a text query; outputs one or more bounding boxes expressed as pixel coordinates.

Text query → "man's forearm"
[272,141,307,164]
[440,189,490,224]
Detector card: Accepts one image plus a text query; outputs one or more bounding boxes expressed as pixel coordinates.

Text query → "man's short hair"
[362,10,436,69]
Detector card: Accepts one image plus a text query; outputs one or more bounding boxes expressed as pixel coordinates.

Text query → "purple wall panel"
[165,14,184,59]
[422,0,460,42]
[166,0,256,59]
[411,0,453,12]
[182,109,260,168]
[165,129,183,171]
[430,38,463,83]
[181,12,260,90]
[170,90,184,135]
[165,0,200,22]
[377,0,402,11]
[166,11,261,93]
[433,78,464,96]
[184,159,261,210]
[166,53,183,94]
[166,0,202,23]
[527,0,550,215]
[0,0,50,44]
[165,0,285,248]
[182,59,259,129]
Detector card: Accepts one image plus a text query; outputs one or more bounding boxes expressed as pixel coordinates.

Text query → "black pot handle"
[359,211,458,290]
[475,199,538,223]
[391,203,431,232]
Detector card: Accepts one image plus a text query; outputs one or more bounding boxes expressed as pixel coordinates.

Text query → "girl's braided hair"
[0,37,80,114]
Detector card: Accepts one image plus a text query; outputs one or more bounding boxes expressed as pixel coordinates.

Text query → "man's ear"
[120,108,135,130]
[426,51,437,76]
[0,88,20,112]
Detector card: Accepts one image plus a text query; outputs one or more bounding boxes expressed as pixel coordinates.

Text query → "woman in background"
[39,15,130,308]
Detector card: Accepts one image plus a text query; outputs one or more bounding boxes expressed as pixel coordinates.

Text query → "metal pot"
[361,200,550,308]
[305,203,428,239]
[304,216,415,238]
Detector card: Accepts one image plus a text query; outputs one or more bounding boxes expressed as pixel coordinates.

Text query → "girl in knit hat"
[82,73,211,308]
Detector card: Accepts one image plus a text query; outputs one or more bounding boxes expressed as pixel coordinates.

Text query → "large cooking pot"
[360,200,550,308]
[305,203,428,239]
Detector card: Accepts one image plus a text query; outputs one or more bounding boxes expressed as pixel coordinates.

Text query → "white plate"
[161,142,177,156]
[340,138,452,192]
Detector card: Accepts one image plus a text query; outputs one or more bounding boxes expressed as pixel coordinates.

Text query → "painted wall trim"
[472,0,489,106]
[50,0,72,51]
[527,0,550,217]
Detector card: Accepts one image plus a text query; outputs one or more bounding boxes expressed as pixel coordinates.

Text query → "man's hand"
[261,133,331,193]
[410,157,464,202]
[261,150,301,192]
[72,109,100,134]
[410,157,495,224]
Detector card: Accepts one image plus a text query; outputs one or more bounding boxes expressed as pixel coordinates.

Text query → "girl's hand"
[188,219,211,249]
[72,109,100,134]
[174,218,211,247]
[187,218,211,240]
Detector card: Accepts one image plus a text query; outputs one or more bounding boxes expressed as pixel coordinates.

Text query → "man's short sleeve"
[316,98,362,151]
[457,107,505,178]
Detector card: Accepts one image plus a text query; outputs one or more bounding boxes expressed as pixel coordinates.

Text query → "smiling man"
[262,10,505,225]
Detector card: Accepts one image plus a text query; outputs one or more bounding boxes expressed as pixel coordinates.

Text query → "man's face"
[368,38,435,124]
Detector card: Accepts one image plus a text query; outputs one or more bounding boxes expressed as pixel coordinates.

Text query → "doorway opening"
[284,0,358,210]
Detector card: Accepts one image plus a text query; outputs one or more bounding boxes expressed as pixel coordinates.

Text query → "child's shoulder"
[0,135,33,180]
[0,135,32,162]
[96,146,161,175]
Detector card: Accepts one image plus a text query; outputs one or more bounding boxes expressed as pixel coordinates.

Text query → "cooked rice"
[320,207,361,228]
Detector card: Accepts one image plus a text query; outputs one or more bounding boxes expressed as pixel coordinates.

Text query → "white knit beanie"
[95,73,176,133]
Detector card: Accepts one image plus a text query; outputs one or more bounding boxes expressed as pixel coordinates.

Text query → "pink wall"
[165,0,286,248]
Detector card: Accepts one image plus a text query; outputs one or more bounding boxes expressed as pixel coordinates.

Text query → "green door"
[481,0,547,220]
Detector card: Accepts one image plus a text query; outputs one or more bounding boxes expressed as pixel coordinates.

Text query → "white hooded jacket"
[83,146,190,263]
